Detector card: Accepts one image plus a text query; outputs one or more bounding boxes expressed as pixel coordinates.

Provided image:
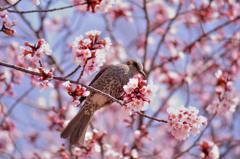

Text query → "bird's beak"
[140,70,146,78]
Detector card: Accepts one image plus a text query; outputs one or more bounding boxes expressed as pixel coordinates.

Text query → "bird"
[61,60,146,145]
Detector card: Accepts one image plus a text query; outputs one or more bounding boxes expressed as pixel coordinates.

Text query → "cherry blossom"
[0,0,240,158]
[48,107,67,131]
[21,39,52,57]
[36,67,54,88]
[0,131,14,155]
[0,118,15,131]
[32,0,40,5]
[199,140,220,159]
[73,0,117,13]
[21,39,52,68]
[0,11,15,36]
[72,30,111,73]
[167,106,207,140]
[108,1,133,21]
[69,129,106,158]
[207,70,239,115]
[122,75,151,113]
[102,144,122,158]
[62,81,90,104]
[0,71,14,96]
[207,90,239,116]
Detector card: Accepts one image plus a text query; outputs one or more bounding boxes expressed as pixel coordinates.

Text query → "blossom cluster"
[207,90,239,116]
[0,104,15,133]
[122,75,151,113]
[199,140,220,159]
[73,0,117,13]
[121,145,139,159]
[37,67,54,81]
[19,39,55,88]
[167,106,207,140]
[48,107,66,131]
[0,71,14,96]
[207,70,239,115]
[72,129,105,158]
[31,67,54,88]
[108,1,133,21]
[72,30,111,73]
[0,131,13,155]
[0,10,15,36]
[21,39,52,67]
[62,81,90,104]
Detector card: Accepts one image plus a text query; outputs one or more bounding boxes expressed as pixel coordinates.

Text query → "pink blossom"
[103,144,122,158]
[122,75,151,113]
[72,0,102,12]
[7,42,25,68]
[72,30,111,73]
[0,118,15,131]
[48,107,66,131]
[0,11,15,36]
[0,71,14,96]
[73,0,117,13]
[22,39,52,57]
[21,39,52,68]
[207,90,239,115]
[62,81,90,104]
[199,140,220,159]
[108,1,133,21]
[32,0,40,5]
[0,131,14,154]
[167,106,207,140]
[29,67,54,89]
[69,129,105,157]
[37,67,54,80]
[0,11,8,19]
[56,144,70,159]
[207,70,239,115]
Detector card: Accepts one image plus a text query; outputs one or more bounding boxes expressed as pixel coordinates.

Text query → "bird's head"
[126,60,146,78]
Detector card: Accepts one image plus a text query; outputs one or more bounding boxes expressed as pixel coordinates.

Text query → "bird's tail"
[61,105,92,145]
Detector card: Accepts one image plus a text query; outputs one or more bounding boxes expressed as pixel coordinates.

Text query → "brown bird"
[61,60,146,145]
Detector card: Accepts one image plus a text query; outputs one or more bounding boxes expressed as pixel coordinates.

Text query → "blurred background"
[0,0,240,158]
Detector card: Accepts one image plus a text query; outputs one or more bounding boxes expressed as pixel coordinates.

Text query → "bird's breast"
[90,94,109,106]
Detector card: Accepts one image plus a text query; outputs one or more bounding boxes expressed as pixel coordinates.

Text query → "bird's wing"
[79,65,111,103]
[89,65,111,86]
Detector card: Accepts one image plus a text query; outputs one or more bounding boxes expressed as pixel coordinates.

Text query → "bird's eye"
[126,60,132,65]
[133,62,139,69]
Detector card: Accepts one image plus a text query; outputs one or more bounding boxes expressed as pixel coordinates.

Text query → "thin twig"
[8,2,87,14]
[64,64,82,78]
[0,87,33,127]
[0,0,21,11]
[183,15,240,53]
[77,61,88,82]
[0,61,167,124]
[136,112,168,123]
[149,3,182,72]
[142,0,150,69]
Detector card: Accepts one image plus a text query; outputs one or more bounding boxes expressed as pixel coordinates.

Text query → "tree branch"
[8,2,87,14]
[0,61,167,124]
